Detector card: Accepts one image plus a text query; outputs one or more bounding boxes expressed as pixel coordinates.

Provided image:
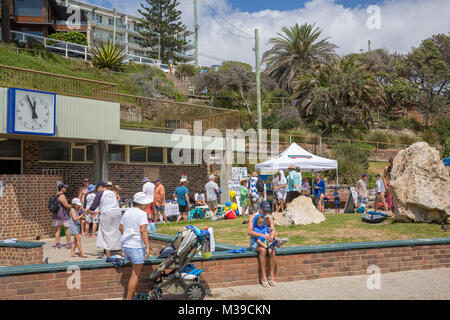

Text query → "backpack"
[256,177,265,193]
[362,211,387,224]
[48,194,60,213]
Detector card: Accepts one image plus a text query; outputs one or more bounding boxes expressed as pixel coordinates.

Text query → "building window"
[148,147,164,163]
[39,141,70,161]
[14,0,43,17]
[86,145,94,161]
[109,145,125,162]
[0,139,21,158]
[130,146,146,162]
[72,148,85,162]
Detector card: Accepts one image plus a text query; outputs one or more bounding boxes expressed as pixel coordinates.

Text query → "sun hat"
[57,183,69,190]
[209,174,215,180]
[72,198,82,206]
[141,177,150,183]
[153,178,161,183]
[260,201,271,213]
[86,184,96,193]
[133,192,152,205]
[106,181,113,186]
[180,178,188,184]
[114,185,122,190]
[288,164,296,170]
[97,181,106,188]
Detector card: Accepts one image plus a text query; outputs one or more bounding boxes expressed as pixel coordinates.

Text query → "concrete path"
[206,268,450,300]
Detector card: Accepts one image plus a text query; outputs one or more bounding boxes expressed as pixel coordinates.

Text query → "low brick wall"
[0,174,62,241]
[0,246,43,266]
[0,238,448,300]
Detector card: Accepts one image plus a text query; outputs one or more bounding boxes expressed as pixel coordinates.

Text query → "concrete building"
[57,0,195,62]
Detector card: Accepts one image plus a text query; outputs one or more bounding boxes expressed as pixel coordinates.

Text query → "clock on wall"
[7,88,56,136]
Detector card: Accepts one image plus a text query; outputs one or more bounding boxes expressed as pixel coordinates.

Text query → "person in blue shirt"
[313,174,326,213]
[333,187,341,214]
[174,178,190,222]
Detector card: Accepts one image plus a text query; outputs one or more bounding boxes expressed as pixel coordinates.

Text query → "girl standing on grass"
[69,198,88,258]
[240,178,249,215]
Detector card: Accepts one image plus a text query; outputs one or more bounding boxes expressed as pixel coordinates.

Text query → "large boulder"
[273,196,326,226]
[390,142,450,223]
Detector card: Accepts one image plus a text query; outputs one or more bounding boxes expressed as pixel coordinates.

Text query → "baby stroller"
[149,226,211,300]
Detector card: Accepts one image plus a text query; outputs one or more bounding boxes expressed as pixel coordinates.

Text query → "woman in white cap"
[69,198,88,258]
[119,192,151,300]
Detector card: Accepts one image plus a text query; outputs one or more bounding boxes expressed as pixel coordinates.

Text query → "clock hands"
[26,95,39,120]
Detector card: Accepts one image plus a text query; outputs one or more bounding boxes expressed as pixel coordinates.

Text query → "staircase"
[165,73,209,104]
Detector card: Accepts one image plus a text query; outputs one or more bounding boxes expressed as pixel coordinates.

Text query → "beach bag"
[362,211,387,224]
[224,209,237,220]
[147,222,158,234]
[158,244,175,259]
[48,194,60,213]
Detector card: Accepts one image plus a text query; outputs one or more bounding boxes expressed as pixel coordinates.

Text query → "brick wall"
[0,243,448,300]
[0,175,61,241]
[23,140,209,200]
[0,246,43,266]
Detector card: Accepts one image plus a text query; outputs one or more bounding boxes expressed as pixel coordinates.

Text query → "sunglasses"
[83,180,89,183]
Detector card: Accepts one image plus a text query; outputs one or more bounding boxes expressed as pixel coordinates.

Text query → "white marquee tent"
[255,143,339,183]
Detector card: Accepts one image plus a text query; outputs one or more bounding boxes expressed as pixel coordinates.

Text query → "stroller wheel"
[184,282,206,300]
[150,288,163,300]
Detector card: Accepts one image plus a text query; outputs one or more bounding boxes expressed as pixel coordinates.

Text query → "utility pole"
[194,0,199,66]
[368,39,371,52]
[255,28,262,142]
[113,7,117,42]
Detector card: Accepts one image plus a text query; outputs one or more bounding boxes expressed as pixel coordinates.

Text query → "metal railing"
[0,64,239,132]
[115,93,240,132]
[9,30,161,67]
[0,64,118,100]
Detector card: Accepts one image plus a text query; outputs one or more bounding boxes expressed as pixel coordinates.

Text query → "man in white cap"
[119,192,151,300]
[174,178,190,222]
[142,177,155,220]
[205,174,220,216]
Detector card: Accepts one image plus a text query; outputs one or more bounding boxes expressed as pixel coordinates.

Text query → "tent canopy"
[255,143,338,172]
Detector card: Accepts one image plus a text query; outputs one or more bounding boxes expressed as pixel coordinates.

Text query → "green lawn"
[156,214,449,247]
[368,161,389,176]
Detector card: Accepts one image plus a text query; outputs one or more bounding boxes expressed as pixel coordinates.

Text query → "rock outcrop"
[390,142,450,223]
[273,196,326,226]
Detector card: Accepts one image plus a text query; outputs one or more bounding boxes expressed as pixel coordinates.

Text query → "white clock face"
[14,90,55,135]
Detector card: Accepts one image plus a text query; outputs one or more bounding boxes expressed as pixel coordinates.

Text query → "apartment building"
[0,0,88,37]
[57,0,195,62]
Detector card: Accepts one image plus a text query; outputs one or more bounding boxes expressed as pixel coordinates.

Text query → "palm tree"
[262,23,338,93]
[1,0,11,43]
[291,55,386,133]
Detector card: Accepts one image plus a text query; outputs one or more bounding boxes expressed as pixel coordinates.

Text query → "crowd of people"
[49,159,396,294]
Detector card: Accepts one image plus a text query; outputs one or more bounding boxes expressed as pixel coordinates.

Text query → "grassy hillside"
[0,43,186,100]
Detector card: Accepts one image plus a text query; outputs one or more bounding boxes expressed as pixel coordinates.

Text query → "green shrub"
[395,134,417,146]
[48,31,88,46]
[91,41,126,71]
[420,129,440,146]
[175,64,199,80]
[388,119,403,131]
[329,143,369,184]
[365,131,392,149]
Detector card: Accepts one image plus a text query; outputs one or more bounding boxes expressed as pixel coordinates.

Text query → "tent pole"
[336,168,339,186]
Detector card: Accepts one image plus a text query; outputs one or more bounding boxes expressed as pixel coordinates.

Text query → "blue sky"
[227,0,382,12]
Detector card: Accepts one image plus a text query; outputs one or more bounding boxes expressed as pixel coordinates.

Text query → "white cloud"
[177,0,450,67]
[89,0,450,67]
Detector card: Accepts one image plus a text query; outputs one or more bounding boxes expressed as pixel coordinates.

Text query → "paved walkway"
[42,236,109,264]
[206,268,450,300]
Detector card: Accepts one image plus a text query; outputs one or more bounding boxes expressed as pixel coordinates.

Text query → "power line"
[200,0,253,39]
[199,0,253,40]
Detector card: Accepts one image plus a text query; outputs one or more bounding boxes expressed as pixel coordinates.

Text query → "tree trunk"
[1,0,11,44]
